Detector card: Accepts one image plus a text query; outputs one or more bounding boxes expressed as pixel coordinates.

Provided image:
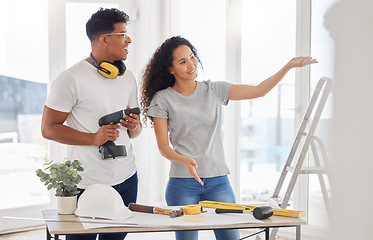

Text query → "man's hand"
[93,124,120,146]
[120,106,141,131]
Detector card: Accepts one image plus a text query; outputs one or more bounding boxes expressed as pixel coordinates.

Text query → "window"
[170,0,226,83]
[0,0,51,232]
[239,0,296,204]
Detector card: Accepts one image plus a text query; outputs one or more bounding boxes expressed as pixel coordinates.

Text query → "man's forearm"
[42,124,95,145]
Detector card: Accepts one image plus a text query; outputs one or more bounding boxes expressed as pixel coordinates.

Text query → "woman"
[140,36,317,240]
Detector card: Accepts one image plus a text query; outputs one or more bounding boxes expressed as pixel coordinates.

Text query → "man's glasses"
[102,32,129,40]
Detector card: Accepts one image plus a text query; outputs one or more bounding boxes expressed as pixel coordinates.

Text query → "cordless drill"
[98,107,141,159]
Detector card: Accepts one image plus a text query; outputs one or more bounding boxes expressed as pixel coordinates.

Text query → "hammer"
[128,203,184,218]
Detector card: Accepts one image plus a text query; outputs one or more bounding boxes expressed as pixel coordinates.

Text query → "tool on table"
[215,208,245,214]
[182,205,206,222]
[199,201,305,218]
[183,205,202,215]
[98,105,157,159]
[253,206,273,220]
[215,206,273,220]
[128,203,183,218]
[214,207,273,220]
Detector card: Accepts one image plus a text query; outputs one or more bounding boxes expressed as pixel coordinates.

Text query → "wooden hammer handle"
[128,203,155,214]
[154,208,174,215]
[128,203,175,216]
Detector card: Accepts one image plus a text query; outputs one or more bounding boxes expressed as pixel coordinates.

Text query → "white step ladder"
[257,77,333,240]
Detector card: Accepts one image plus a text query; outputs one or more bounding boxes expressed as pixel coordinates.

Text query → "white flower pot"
[57,195,77,215]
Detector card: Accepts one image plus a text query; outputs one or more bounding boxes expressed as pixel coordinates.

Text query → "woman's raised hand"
[287,56,318,69]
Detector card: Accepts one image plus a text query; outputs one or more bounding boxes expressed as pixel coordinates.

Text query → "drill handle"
[98,110,124,126]
[98,107,141,126]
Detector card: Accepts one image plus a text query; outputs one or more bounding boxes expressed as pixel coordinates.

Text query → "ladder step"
[269,197,290,208]
[300,166,327,174]
[286,166,295,172]
[286,166,326,174]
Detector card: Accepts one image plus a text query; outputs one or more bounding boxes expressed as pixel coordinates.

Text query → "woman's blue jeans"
[66,172,138,240]
[166,175,240,240]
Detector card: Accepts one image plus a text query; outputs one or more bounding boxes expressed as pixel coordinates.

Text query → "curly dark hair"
[140,36,202,126]
[86,8,130,41]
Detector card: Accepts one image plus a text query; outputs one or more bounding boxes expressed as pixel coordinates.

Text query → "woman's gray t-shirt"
[147,80,232,178]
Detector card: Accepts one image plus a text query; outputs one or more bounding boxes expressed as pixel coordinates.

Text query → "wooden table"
[43,209,305,240]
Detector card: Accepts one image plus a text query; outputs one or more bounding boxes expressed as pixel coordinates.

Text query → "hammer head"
[169,208,184,218]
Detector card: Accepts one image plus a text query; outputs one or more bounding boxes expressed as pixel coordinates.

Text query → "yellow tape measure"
[183,205,205,222]
[183,205,202,215]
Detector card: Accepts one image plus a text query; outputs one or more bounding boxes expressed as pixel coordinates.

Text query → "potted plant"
[36,159,84,214]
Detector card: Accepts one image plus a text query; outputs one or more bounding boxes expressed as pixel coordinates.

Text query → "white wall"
[325,0,373,239]
[129,0,170,205]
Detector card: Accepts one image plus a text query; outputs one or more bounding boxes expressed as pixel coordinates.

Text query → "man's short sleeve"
[45,70,77,113]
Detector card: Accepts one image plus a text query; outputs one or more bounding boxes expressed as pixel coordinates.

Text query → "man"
[41,8,141,240]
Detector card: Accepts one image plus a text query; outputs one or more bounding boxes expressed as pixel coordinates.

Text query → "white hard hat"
[74,184,133,220]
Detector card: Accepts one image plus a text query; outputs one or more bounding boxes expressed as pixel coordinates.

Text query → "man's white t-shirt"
[45,59,138,189]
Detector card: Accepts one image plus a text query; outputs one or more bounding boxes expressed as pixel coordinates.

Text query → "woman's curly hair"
[140,36,202,126]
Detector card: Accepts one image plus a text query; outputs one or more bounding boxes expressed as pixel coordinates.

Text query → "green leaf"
[62,178,69,185]
[72,160,79,166]
[71,190,79,196]
[56,188,62,196]
[60,165,68,172]
[35,169,42,176]
[56,171,61,181]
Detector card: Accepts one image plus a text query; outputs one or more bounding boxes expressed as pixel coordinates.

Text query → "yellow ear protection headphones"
[89,53,126,79]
